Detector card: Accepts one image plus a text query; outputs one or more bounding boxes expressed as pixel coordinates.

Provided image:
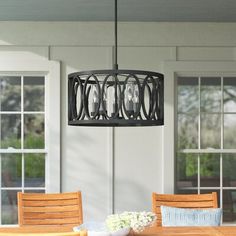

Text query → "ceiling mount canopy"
[68,0,164,127]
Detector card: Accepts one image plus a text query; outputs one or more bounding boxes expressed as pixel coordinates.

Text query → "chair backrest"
[152,192,218,226]
[17,191,83,226]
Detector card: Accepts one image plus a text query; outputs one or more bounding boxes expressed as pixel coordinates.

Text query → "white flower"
[106,211,156,233]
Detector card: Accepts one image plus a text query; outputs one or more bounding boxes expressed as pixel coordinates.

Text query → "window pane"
[178,114,198,149]
[176,154,198,189]
[25,154,45,187]
[223,190,236,223]
[201,114,221,149]
[0,114,21,149]
[223,154,236,187]
[24,190,45,193]
[200,189,220,208]
[24,76,44,111]
[178,77,198,113]
[176,189,198,194]
[201,77,221,112]
[200,154,220,187]
[0,76,21,111]
[224,77,236,112]
[1,154,21,187]
[1,190,18,224]
[24,114,44,149]
[224,114,236,149]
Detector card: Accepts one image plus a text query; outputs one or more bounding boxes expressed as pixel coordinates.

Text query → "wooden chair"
[17,191,83,226]
[152,192,218,226]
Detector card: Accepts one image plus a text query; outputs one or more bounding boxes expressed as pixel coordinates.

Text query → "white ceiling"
[0,0,236,22]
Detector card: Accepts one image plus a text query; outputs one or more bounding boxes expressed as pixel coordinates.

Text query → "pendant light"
[68,0,164,126]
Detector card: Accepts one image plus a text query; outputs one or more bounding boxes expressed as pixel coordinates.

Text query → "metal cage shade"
[68,69,164,126]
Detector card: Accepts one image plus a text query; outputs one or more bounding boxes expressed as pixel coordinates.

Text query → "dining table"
[136,226,236,236]
[0,225,236,235]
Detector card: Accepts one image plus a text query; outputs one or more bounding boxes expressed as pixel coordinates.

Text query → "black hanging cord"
[113,0,118,70]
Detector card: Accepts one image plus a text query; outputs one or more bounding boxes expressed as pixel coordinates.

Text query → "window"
[0,75,46,224]
[0,54,60,225]
[176,76,236,224]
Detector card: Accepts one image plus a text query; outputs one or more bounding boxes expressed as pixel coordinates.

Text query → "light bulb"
[100,83,107,112]
[126,83,134,101]
[111,86,117,114]
[91,85,99,114]
[112,86,116,103]
[133,85,139,103]
[93,86,98,103]
[126,83,134,111]
[103,88,107,101]
[133,85,139,113]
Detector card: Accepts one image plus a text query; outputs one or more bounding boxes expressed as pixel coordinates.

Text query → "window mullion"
[178,149,236,153]
[21,76,24,150]
[198,77,201,194]
[0,149,47,154]
[221,76,224,150]
[220,76,224,222]
[198,76,201,150]
[0,154,2,225]
[0,78,1,225]
[198,154,200,194]
[220,154,223,224]
[22,154,24,193]
[21,76,24,193]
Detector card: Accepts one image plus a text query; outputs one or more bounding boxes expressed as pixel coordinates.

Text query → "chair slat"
[23,218,79,225]
[21,193,78,200]
[24,212,81,219]
[23,205,79,213]
[23,199,78,207]
[155,193,214,202]
[152,192,218,226]
[155,201,215,208]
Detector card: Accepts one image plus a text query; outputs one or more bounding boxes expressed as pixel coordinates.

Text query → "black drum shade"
[68,69,164,126]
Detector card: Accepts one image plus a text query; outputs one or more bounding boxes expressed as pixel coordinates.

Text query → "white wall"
[0,22,236,221]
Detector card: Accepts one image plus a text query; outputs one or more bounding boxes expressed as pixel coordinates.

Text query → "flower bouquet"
[73,212,156,236]
[106,211,156,233]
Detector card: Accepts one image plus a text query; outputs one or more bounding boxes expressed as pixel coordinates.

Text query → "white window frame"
[0,56,60,194]
[163,61,236,194]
